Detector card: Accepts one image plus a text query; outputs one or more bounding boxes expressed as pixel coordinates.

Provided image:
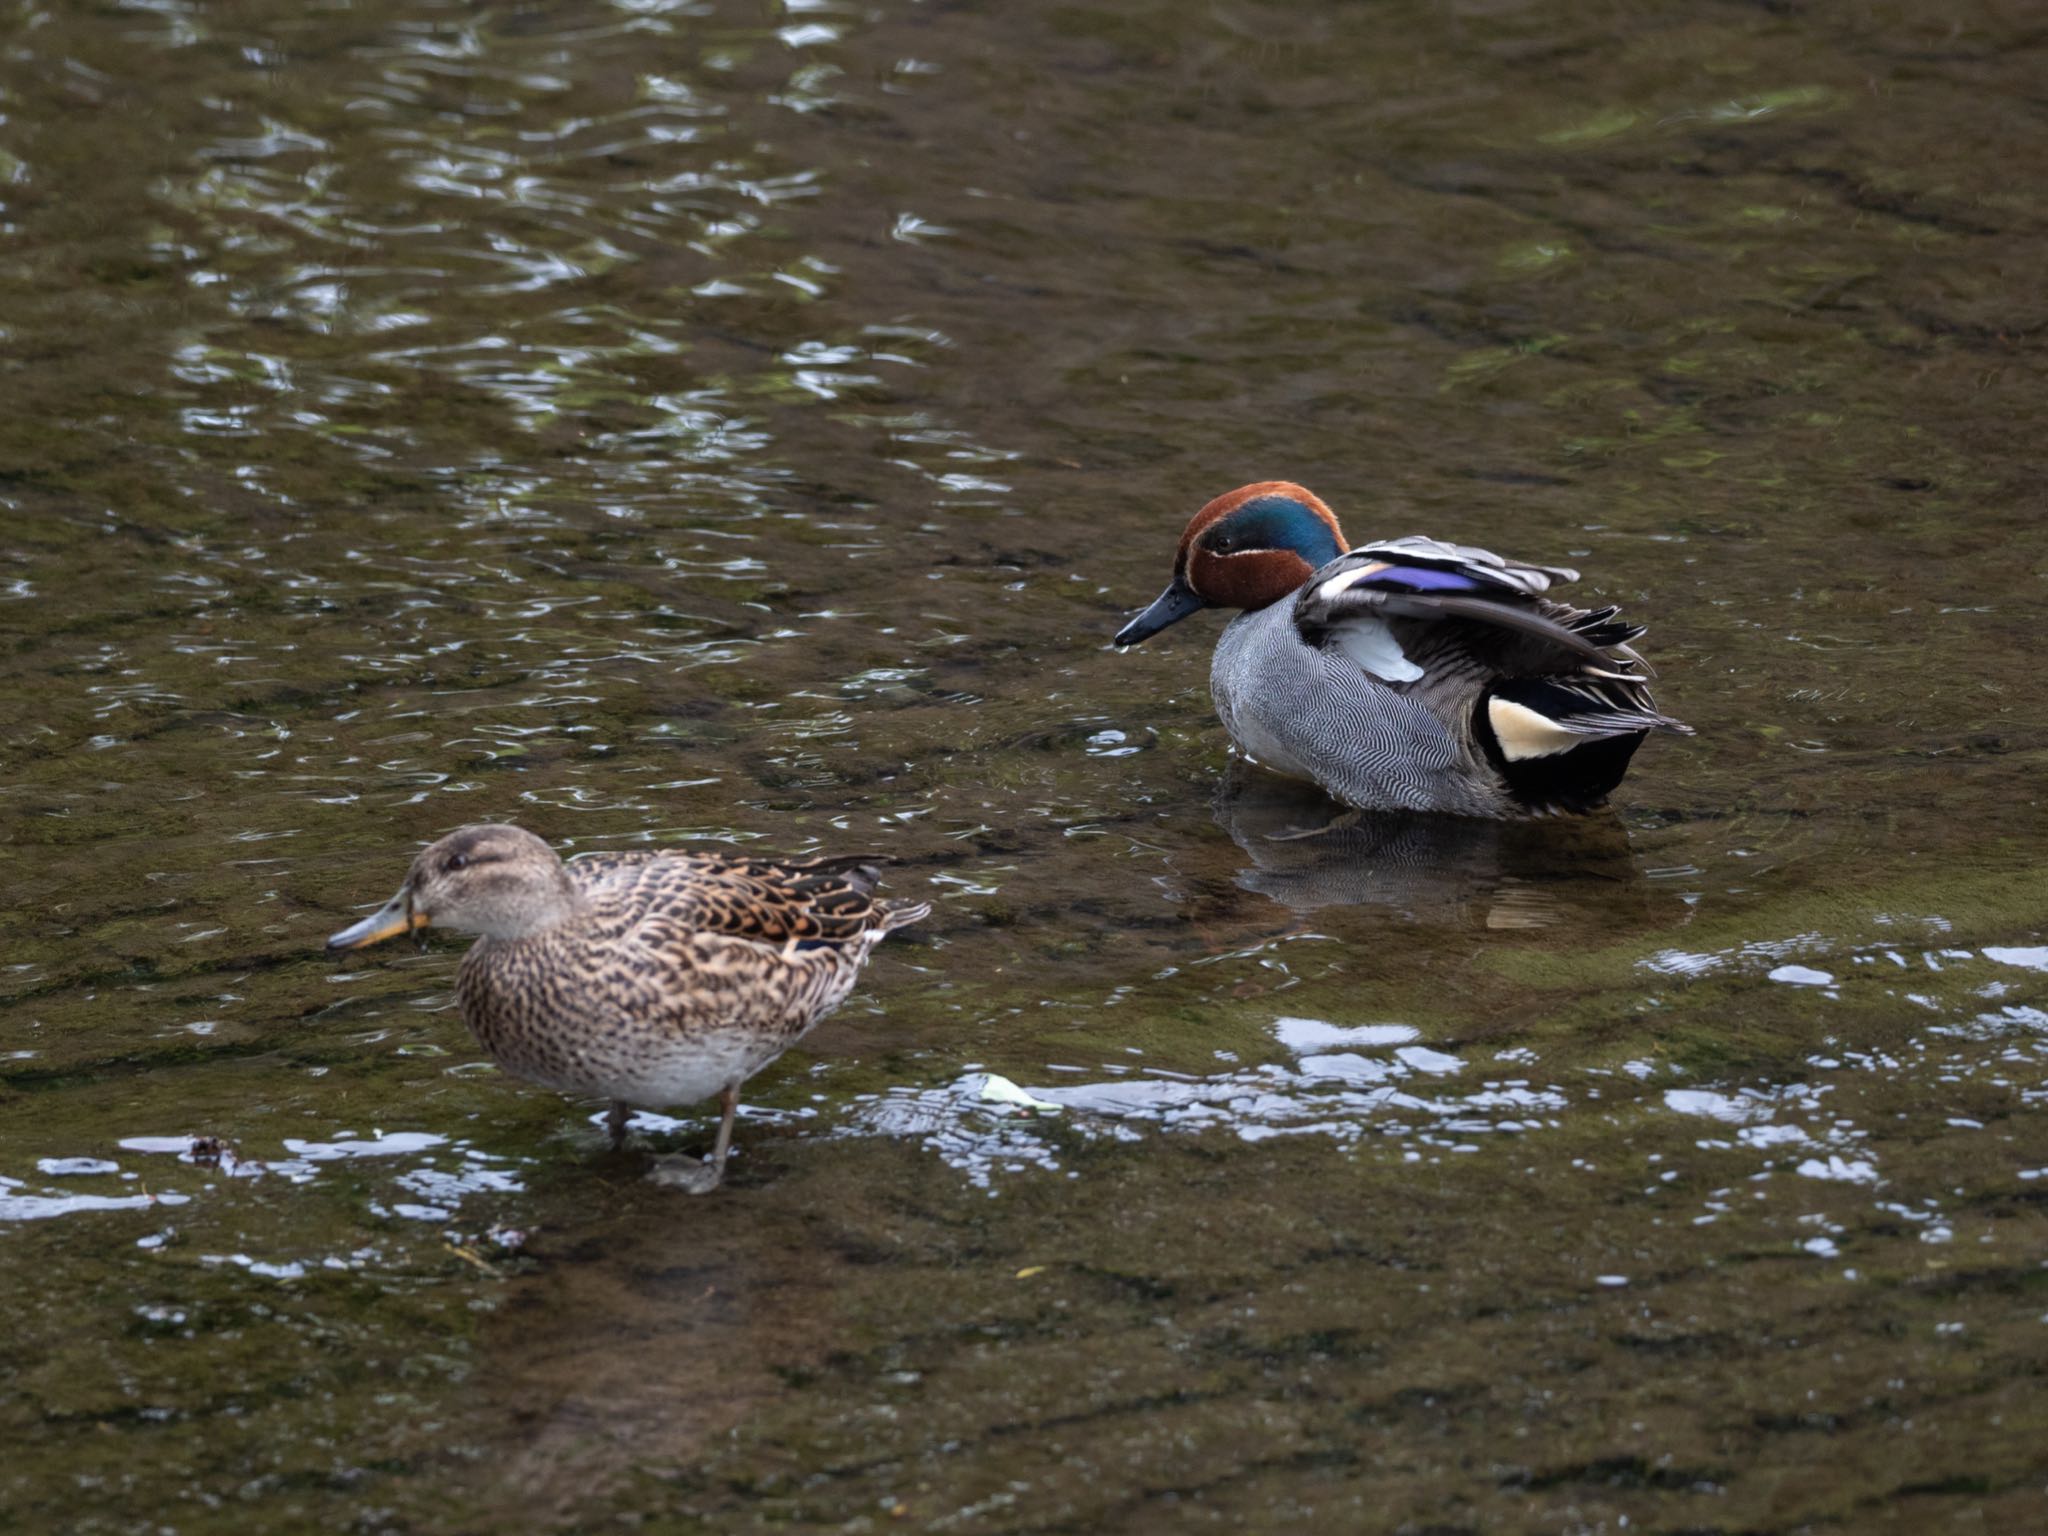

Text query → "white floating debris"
[282,1132,448,1160]
[1769,965,1835,987]
[1273,1017,1419,1052]
[1665,1088,1766,1124]
[1294,1053,1398,1085]
[201,1253,306,1281]
[37,1157,120,1177]
[1795,1155,1880,1184]
[119,1137,202,1156]
[0,1184,190,1222]
[976,1073,1062,1114]
[1641,948,1723,977]
[1595,1274,1629,1288]
[1983,946,2048,972]
[1741,1124,1811,1150]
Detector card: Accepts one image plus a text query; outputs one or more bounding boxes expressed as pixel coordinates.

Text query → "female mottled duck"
[326,824,929,1193]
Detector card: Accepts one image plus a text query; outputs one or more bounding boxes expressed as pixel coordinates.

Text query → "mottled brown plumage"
[326,825,929,1192]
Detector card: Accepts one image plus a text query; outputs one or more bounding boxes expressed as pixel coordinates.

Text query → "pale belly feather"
[457,935,856,1110]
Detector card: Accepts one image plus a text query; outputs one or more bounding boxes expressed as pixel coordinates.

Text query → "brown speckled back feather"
[563,850,915,947]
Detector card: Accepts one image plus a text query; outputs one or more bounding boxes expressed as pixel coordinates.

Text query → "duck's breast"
[454,931,861,1107]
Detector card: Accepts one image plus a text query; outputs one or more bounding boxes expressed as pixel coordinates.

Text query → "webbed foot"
[647,1152,725,1195]
[1263,808,1362,843]
[644,1085,741,1195]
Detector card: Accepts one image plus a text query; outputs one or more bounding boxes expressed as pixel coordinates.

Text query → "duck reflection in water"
[1211,761,1644,927]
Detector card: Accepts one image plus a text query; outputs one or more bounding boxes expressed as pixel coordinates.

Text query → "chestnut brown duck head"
[1114,482,1347,645]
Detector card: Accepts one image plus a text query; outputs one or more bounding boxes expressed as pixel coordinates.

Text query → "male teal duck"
[1114,481,1690,817]
[327,825,929,1192]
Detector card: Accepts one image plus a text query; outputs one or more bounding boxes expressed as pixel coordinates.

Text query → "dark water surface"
[5,0,2048,1529]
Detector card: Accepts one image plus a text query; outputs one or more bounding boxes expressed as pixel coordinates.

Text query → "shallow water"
[4,0,2047,1529]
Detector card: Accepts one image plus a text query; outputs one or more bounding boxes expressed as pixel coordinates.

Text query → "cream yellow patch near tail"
[1488,696,1585,761]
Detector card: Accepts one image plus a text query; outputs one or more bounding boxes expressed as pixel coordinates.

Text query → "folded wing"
[1293,537,1689,809]
[573,850,930,952]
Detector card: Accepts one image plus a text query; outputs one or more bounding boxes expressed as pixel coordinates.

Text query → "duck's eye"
[445,853,471,873]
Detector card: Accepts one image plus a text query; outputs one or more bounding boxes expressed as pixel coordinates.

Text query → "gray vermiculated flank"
[1211,597,1509,817]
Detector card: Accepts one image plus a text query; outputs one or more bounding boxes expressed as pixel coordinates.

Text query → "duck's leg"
[706,1082,740,1174]
[1263,808,1362,843]
[606,1099,631,1150]
[647,1084,741,1195]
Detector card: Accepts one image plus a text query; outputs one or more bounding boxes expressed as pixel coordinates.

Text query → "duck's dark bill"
[1114,576,1205,646]
[327,893,428,952]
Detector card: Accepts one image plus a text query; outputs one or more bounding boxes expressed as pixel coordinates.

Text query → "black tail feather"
[1476,678,1678,814]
